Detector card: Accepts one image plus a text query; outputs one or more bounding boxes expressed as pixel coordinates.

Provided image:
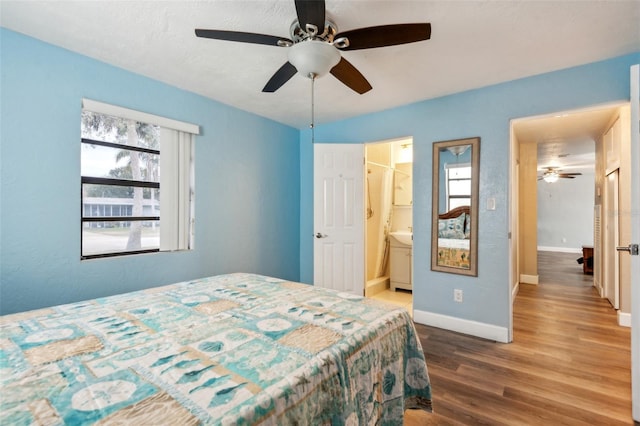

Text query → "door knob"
[616,244,639,255]
[315,232,328,239]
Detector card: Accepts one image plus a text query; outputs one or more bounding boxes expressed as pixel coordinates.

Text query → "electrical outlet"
[454,289,463,303]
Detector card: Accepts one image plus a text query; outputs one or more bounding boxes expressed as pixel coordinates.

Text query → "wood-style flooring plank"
[404,251,633,425]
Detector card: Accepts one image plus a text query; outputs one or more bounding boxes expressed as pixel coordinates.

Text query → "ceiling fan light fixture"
[543,172,559,183]
[288,40,340,79]
[447,145,469,156]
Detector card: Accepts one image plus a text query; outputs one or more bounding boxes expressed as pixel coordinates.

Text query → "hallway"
[405,250,632,425]
[538,250,595,288]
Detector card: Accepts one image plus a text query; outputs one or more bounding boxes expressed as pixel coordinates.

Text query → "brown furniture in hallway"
[582,245,593,274]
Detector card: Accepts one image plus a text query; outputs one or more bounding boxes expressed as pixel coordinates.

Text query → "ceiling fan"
[195,0,431,94]
[538,167,582,183]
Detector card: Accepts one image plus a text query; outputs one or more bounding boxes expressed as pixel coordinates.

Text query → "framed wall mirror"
[431,137,480,276]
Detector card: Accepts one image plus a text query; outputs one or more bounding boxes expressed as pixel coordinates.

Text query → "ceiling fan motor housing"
[289,19,338,44]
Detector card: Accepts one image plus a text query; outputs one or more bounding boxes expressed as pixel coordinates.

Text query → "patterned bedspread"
[0,273,431,425]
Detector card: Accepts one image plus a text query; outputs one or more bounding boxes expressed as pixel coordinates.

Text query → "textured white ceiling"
[1,0,639,129]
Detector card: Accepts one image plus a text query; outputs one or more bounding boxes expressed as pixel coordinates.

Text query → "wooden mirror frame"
[431,137,480,276]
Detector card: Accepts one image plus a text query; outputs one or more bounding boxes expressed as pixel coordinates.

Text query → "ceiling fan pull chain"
[311,73,316,143]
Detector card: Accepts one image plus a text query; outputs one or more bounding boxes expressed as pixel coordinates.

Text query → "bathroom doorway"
[365,137,414,312]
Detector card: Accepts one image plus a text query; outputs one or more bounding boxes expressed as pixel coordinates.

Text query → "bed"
[437,205,471,269]
[0,273,431,425]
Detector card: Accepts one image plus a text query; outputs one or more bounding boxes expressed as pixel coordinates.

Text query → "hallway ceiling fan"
[195,0,431,94]
[538,167,582,183]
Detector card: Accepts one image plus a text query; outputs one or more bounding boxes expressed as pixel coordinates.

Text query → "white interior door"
[604,170,620,309]
[628,63,639,423]
[314,144,365,295]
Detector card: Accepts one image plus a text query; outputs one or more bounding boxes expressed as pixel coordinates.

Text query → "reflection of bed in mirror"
[437,205,471,269]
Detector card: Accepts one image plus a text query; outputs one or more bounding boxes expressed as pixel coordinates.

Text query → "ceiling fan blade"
[262,62,298,92]
[195,29,291,47]
[559,172,582,176]
[559,176,576,179]
[335,23,431,51]
[330,57,372,94]
[294,0,326,33]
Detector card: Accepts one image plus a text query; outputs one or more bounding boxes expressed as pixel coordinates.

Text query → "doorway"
[363,137,414,312]
[311,137,414,308]
[510,102,628,328]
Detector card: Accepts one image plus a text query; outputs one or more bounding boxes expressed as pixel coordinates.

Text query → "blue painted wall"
[0,29,300,314]
[300,52,640,331]
[2,27,637,331]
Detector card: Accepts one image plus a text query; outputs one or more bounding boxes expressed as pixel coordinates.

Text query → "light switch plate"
[487,197,496,210]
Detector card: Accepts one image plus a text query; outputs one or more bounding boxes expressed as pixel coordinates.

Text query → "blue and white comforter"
[0,273,432,425]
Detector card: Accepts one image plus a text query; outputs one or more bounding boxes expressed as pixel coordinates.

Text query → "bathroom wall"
[392,206,413,233]
[365,143,391,280]
[392,141,413,233]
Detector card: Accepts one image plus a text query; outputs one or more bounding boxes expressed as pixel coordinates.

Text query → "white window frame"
[81,99,199,259]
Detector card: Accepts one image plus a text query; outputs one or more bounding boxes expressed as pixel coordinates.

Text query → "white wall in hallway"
[537,171,595,251]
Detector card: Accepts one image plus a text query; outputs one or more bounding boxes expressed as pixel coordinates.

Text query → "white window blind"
[160,129,194,251]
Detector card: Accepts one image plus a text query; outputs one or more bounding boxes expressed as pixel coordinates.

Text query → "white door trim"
[628,63,639,422]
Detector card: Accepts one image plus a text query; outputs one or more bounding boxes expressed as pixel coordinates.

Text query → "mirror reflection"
[431,137,480,276]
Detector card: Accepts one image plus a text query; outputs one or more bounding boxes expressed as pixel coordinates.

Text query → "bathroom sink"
[390,231,413,246]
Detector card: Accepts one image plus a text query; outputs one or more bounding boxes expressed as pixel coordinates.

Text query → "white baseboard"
[537,246,582,254]
[594,280,603,297]
[413,309,510,343]
[520,274,539,285]
[618,311,631,327]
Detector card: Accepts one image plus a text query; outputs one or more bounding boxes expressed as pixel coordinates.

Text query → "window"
[81,99,198,259]
[445,163,472,210]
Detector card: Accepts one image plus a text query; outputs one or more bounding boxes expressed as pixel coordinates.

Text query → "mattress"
[0,273,431,425]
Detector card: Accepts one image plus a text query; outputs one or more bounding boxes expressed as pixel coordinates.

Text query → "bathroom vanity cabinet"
[390,245,412,291]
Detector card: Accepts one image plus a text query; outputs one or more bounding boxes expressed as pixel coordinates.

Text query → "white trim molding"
[520,274,539,285]
[413,309,510,343]
[618,311,631,328]
[537,246,582,254]
[512,281,520,302]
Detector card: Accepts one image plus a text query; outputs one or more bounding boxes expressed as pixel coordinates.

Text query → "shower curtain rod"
[367,160,411,177]
[367,161,411,177]
[366,160,391,169]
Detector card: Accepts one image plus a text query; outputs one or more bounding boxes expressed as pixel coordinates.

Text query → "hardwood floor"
[405,251,634,425]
